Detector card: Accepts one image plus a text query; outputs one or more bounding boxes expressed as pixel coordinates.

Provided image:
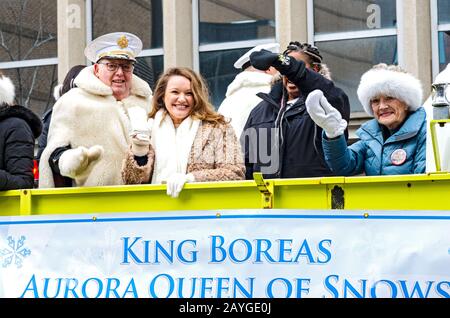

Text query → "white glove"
[130,132,151,156]
[164,173,195,198]
[129,116,154,157]
[58,145,103,178]
[305,89,347,138]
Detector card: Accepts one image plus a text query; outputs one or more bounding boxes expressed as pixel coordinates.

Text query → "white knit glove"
[164,173,195,198]
[305,89,347,138]
[130,124,152,157]
[58,145,103,178]
[129,110,153,156]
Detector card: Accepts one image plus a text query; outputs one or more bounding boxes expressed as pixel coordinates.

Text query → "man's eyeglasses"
[98,62,135,73]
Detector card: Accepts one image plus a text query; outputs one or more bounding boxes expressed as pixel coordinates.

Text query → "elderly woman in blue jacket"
[305,63,426,176]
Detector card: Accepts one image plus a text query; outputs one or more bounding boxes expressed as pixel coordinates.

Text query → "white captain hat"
[84,32,143,63]
[234,42,280,70]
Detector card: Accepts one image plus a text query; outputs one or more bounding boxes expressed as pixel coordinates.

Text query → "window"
[437,0,450,73]
[135,56,164,91]
[199,48,250,107]
[195,0,276,108]
[2,65,58,116]
[198,0,275,45]
[314,0,396,34]
[312,0,398,116]
[0,0,58,117]
[90,0,163,89]
[437,0,450,24]
[316,36,397,114]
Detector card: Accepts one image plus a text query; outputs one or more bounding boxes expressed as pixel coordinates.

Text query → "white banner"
[0,209,448,298]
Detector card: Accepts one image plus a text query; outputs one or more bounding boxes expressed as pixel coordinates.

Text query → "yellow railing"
[1,173,450,216]
[430,119,450,171]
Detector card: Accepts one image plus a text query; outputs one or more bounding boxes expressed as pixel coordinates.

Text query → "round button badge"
[391,149,407,166]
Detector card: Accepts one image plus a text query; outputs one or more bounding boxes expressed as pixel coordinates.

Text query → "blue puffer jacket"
[322,107,426,176]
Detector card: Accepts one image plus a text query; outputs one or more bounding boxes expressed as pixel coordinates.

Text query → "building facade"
[0,0,449,137]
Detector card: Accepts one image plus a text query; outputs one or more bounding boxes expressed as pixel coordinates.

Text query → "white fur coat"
[218,71,273,138]
[150,110,200,184]
[39,65,152,188]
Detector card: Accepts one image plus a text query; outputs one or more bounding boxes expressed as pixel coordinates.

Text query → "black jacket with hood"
[242,60,350,179]
[0,76,42,190]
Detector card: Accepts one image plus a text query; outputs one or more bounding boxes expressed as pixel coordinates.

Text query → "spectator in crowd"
[218,43,279,137]
[0,71,42,190]
[306,63,426,175]
[37,65,86,161]
[39,32,152,188]
[242,42,350,179]
[122,67,245,198]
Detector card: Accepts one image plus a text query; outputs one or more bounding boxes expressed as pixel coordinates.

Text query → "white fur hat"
[0,75,15,105]
[357,66,423,116]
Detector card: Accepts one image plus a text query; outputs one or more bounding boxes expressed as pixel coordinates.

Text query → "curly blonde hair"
[149,67,227,125]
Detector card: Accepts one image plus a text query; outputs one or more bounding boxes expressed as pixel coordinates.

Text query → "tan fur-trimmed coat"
[122,121,245,184]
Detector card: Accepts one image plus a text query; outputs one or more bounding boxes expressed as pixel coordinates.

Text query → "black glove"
[249,49,286,70]
[249,49,305,78]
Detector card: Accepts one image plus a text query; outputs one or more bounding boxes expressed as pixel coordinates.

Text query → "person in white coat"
[425,63,450,172]
[39,32,153,187]
[218,43,279,138]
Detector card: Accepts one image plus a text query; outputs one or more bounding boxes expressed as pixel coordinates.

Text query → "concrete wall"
[57,0,87,82]
[163,0,193,69]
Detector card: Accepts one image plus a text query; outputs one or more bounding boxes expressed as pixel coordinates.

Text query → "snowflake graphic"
[0,236,31,268]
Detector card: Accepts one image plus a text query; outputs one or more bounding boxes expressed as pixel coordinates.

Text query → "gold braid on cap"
[97,50,135,60]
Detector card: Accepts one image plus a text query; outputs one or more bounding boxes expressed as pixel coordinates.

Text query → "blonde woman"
[123,67,245,197]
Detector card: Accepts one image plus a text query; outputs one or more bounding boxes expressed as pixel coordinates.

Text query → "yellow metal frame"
[430,119,450,172]
[1,173,450,216]
[253,172,274,208]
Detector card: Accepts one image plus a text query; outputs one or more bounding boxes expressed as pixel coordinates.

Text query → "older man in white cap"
[39,32,153,188]
[218,43,279,137]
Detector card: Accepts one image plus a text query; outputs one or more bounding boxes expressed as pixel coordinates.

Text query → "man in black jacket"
[0,72,42,190]
[241,42,350,179]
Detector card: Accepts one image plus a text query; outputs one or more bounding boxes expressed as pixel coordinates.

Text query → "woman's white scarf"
[151,109,201,184]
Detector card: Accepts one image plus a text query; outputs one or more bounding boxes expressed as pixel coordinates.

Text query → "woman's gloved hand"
[130,132,151,156]
[130,117,154,157]
[164,173,195,198]
[305,89,347,139]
